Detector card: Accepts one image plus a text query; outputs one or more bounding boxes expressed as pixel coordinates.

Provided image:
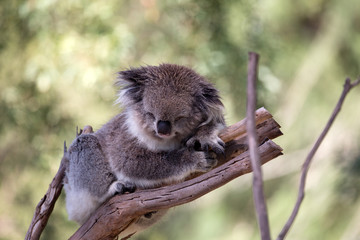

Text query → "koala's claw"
[218,139,225,148]
[211,141,226,157]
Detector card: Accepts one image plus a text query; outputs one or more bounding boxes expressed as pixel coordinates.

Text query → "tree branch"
[277,77,360,240]
[25,142,68,240]
[70,140,282,240]
[70,107,283,240]
[246,52,271,240]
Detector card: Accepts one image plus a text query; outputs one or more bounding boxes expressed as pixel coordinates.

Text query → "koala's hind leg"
[64,133,116,224]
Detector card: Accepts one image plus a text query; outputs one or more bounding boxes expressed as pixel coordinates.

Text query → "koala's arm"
[186,84,226,155]
[113,146,217,189]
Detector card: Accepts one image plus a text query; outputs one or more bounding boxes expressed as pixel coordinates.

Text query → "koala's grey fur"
[64,64,225,237]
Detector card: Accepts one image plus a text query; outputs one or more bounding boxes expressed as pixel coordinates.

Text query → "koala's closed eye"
[146,112,155,120]
[174,116,187,123]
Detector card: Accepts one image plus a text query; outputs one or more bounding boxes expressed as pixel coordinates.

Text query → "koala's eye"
[146,112,155,120]
[175,116,187,123]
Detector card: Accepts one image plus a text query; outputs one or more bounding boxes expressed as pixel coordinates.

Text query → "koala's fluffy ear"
[196,82,225,125]
[115,67,148,106]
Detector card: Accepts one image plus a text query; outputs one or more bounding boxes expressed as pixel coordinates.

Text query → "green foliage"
[0,0,359,239]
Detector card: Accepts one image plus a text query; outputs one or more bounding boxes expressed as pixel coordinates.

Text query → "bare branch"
[25,142,68,240]
[277,77,360,240]
[69,108,283,239]
[69,140,283,240]
[246,52,271,240]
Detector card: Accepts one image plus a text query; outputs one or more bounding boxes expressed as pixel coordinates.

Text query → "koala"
[64,64,225,237]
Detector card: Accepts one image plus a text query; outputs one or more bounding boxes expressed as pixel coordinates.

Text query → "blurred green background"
[1,0,360,239]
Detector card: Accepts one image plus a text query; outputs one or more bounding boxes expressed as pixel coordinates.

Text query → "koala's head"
[116,64,224,150]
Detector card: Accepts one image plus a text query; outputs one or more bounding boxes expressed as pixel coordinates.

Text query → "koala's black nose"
[157,121,172,135]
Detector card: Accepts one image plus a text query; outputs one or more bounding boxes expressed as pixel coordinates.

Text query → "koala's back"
[64,133,117,224]
[66,134,116,196]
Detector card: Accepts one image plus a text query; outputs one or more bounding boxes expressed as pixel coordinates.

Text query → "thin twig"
[246,52,271,240]
[277,77,360,240]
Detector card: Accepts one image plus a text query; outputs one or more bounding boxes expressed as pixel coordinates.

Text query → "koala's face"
[117,64,224,148]
[140,85,202,141]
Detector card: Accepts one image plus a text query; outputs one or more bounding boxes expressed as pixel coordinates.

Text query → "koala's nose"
[157,121,172,135]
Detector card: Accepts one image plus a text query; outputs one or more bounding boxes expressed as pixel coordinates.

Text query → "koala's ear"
[197,83,225,125]
[115,67,148,105]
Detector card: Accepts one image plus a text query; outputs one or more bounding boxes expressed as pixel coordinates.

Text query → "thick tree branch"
[70,108,283,240]
[277,77,360,240]
[247,52,271,240]
[70,140,282,240]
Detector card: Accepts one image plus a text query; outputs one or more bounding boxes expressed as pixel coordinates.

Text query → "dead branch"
[277,77,360,240]
[25,142,68,240]
[69,107,283,240]
[246,52,271,240]
[70,140,282,240]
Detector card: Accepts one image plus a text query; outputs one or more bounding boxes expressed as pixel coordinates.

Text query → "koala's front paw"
[109,181,136,195]
[194,151,218,172]
[186,134,225,156]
